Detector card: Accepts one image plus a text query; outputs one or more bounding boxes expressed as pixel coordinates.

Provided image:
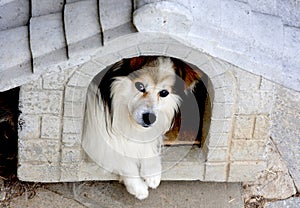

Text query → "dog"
[82,56,201,200]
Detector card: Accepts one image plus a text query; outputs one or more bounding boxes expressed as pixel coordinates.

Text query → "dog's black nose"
[142,113,156,127]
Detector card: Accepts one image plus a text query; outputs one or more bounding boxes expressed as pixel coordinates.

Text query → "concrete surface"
[9,181,244,208]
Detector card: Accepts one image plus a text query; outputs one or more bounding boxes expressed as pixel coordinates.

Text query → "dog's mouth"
[141,112,156,128]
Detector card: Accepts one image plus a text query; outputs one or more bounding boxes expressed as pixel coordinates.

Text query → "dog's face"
[99,56,200,137]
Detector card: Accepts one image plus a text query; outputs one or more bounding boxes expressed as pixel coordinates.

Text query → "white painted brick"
[30,13,67,72]
[20,90,63,115]
[64,0,102,58]
[233,115,255,139]
[18,163,60,182]
[248,0,277,15]
[61,147,82,163]
[221,0,251,38]
[18,115,40,139]
[19,139,60,163]
[63,117,83,134]
[0,0,29,30]
[205,162,227,181]
[251,12,283,53]
[31,0,64,17]
[229,161,266,182]
[63,101,85,118]
[253,115,270,140]
[41,116,61,139]
[230,140,266,161]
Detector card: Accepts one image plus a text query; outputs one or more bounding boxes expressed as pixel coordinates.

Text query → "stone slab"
[30,13,67,73]
[0,0,30,30]
[64,0,102,58]
[31,0,64,17]
[265,197,300,208]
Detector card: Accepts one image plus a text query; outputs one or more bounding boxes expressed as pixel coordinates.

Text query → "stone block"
[60,163,79,181]
[277,0,300,28]
[133,1,193,35]
[19,139,60,163]
[41,116,61,139]
[205,162,227,181]
[18,115,41,140]
[64,86,87,102]
[259,77,275,91]
[228,161,266,182]
[42,71,65,90]
[20,90,63,115]
[21,77,43,92]
[117,46,139,59]
[206,132,229,147]
[220,0,251,38]
[253,115,270,140]
[251,12,283,53]
[63,101,85,118]
[78,61,104,77]
[190,0,221,27]
[201,58,227,79]
[18,163,60,182]
[211,103,234,119]
[233,115,255,139]
[63,117,83,134]
[64,0,102,58]
[248,0,277,15]
[31,0,64,17]
[61,147,82,163]
[283,26,300,68]
[165,44,192,60]
[185,49,211,67]
[210,71,234,89]
[205,146,227,162]
[94,53,122,67]
[234,68,260,91]
[265,197,300,208]
[237,90,274,114]
[0,0,30,30]
[209,119,232,134]
[62,133,81,147]
[230,140,266,161]
[67,71,93,87]
[270,86,300,191]
[30,13,67,73]
[0,27,31,72]
[214,86,235,103]
[138,43,168,56]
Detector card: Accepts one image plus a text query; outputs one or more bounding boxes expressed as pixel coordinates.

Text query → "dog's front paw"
[122,177,149,200]
[145,175,161,189]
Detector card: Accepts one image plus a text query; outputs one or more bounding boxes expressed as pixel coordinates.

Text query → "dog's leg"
[140,156,162,189]
[121,176,149,200]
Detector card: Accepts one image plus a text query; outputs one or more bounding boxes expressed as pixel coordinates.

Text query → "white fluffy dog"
[82,56,200,199]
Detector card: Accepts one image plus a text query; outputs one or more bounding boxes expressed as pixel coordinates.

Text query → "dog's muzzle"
[142,112,156,127]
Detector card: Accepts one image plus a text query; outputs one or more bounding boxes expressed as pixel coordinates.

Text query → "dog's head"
[99,56,201,136]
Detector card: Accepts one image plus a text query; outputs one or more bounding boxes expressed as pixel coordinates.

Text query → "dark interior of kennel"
[91,56,211,147]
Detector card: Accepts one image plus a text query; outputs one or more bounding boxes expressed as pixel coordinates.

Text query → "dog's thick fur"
[82,56,200,199]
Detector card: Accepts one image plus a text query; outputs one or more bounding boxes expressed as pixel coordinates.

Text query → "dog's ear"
[128,56,148,71]
[171,58,202,92]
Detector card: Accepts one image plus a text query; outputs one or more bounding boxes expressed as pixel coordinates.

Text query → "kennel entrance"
[18,40,271,183]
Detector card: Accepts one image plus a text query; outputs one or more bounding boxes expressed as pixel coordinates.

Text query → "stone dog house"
[0,0,299,194]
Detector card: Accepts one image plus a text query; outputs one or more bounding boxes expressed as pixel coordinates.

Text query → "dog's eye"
[159,90,169,97]
[135,82,146,93]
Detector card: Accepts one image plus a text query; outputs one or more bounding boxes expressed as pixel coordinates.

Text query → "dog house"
[1,0,298,184]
